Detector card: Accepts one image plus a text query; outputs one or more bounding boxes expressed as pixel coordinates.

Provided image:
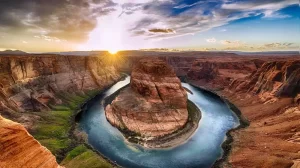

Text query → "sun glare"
[108,49,118,54]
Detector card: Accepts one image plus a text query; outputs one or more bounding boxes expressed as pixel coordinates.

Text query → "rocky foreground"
[0,116,62,168]
[105,58,196,147]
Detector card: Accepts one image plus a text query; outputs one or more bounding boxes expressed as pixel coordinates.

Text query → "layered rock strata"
[0,55,120,129]
[187,59,300,167]
[105,59,188,138]
[0,115,63,168]
[187,59,261,90]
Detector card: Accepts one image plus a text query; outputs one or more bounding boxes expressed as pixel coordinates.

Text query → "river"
[78,76,239,168]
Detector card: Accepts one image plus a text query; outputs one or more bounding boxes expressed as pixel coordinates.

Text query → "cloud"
[263,10,290,19]
[0,0,117,42]
[173,2,201,9]
[206,38,216,43]
[148,28,175,33]
[22,41,28,44]
[34,35,65,43]
[220,42,297,51]
[264,42,294,48]
[127,0,297,40]
[202,47,218,51]
[0,0,298,51]
[221,0,297,11]
[220,40,244,46]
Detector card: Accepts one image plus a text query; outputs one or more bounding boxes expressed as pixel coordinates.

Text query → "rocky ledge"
[0,115,63,168]
[105,58,200,148]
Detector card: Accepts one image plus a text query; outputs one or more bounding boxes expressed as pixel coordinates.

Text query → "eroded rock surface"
[187,59,261,90]
[105,59,188,138]
[0,55,120,129]
[0,115,63,168]
[187,59,300,168]
[230,61,300,101]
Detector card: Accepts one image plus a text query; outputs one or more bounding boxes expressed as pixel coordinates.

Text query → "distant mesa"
[0,50,28,55]
[105,58,199,148]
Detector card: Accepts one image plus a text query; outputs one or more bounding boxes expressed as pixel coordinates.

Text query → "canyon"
[186,58,300,168]
[0,55,121,167]
[0,55,120,129]
[0,52,300,168]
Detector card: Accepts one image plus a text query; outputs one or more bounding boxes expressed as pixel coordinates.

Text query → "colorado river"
[78,76,239,168]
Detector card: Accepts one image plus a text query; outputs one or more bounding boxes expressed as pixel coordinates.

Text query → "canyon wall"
[186,59,263,90]
[230,61,300,98]
[0,55,121,168]
[0,55,120,129]
[187,58,300,168]
[118,55,198,77]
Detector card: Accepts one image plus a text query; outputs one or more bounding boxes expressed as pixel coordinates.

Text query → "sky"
[0,0,299,52]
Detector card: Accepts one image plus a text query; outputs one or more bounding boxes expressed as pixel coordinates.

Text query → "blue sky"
[0,0,299,52]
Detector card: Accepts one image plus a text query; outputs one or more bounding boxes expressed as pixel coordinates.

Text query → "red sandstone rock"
[187,60,258,90]
[186,58,300,168]
[0,115,63,168]
[105,58,188,138]
[230,61,300,99]
[0,56,120,127]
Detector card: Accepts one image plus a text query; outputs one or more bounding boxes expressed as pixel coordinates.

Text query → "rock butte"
[0,115,63,168]
[105,58,188,138]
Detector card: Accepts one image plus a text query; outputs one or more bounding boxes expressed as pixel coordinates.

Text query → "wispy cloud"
[206,38,217,43]
[127,0,297,40]
[220,40,244,46]
[263,10,290,19]
[34,35,66,43]
[173,2,201,9]
[219,41,297,51]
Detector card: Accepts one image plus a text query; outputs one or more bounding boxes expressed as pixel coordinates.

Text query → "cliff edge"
[0,115,63,168]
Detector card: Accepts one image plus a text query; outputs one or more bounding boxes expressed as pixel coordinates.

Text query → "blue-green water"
[78,76,239,168]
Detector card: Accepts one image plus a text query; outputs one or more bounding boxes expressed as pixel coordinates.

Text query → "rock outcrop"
[0,55,120,129]
[230,61,300,100]
[0,115,63,168]
[105,58,188,138]
[296,94,300,108]
[187,59,261,90]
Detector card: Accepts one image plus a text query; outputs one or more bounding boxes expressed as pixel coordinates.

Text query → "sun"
[108,49,119,54]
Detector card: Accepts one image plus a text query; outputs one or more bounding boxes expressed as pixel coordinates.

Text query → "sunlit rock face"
[229,61,300,99]
[0,56,120,129]
[105,58,188,138]
[0,116,63,168]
